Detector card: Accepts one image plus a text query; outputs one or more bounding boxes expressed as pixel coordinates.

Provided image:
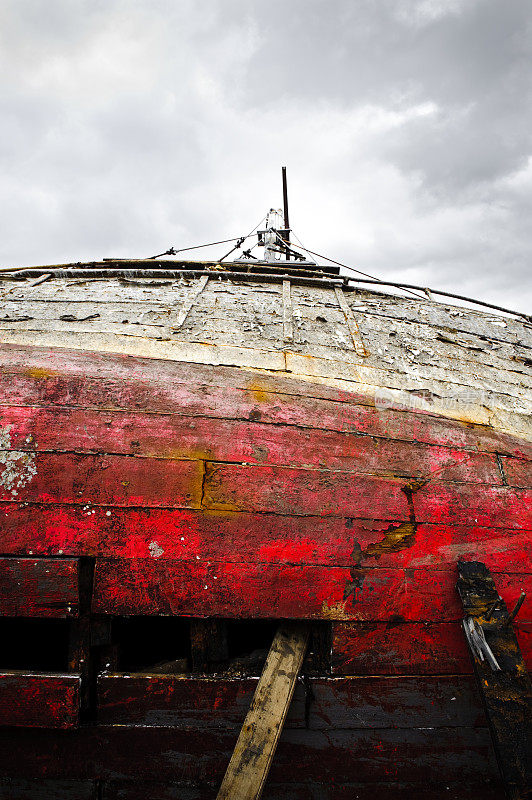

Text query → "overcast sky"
[1,0,531,313]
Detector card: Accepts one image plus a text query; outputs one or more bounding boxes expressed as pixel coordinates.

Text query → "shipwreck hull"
[0,266,530,798]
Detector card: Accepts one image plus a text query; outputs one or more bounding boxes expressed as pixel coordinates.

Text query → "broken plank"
[216,622,310,800]
[457,561,532,800]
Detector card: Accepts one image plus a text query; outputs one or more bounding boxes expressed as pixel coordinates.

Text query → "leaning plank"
[457,561,532,800]
[172,275,209,329]
[282,280,293,342]
[216,622,310,800]
[334,287,366,357]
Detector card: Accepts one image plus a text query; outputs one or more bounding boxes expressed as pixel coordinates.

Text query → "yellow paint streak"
[26,367,58,379]
[320,600,350,620]
[247,379,270,404]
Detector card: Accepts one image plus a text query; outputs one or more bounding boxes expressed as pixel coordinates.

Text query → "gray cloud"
[1,0,531,313]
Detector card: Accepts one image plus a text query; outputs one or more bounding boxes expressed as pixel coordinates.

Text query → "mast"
[282,166,290,261]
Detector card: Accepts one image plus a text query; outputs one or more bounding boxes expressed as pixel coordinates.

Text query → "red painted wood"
[0,558,79,617]
[0,453,202,508]
[500,456,532,488]
[1,503,529,574]
[0,726,497,783]
[332,622,473,675]
[1,344,529,459]
[0,405,505,484]
[203,463,531,527]
[333,620,532,674]
[0,672,80,728]
[92,559,532,621]
[97,674,484,729]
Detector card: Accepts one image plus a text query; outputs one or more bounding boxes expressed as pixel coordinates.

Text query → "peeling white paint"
[0,424,37,496]
[148,540,164,558]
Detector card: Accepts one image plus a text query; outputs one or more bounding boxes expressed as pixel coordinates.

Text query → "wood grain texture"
[0,558,79,617]
[91,559,532,621]
[1,344,530,458]
[0,404,506,482]
[97,674,484,729]
[0,452,202,507]
[0,726,498,783]
[0,672,80,728]
[1,504,529,576]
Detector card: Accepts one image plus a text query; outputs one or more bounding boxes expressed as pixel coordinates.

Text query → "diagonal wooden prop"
[217,621,310,800]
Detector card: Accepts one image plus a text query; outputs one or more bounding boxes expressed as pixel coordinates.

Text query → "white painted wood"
[282,280,293,342]
[173,275,209,329]
[334,286,366,357]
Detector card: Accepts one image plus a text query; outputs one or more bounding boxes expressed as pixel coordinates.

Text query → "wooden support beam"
[282,279,293,342]
[216,621,310,800]
[457,561,532,800]
[334,286,366,357]
[172,274,209,329]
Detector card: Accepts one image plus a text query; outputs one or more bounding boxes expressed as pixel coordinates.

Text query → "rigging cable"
[147,237,246,260]
[218,215,267,262]
[286,232,427,301]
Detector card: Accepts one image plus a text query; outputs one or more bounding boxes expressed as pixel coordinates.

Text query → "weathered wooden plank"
[0,405,506,483]
[97,674,483,729]
[282,280,293,343]
[346,291,532,347]
[1,344,530,459]
[457,561,532,800]
[500,456,532,488]
[1,503,529,576]
[173,275,209,329]
[0,779,97,800]
[332,622,474,675]
[0,329,288,373]
[0,672,80,728]
[0,452,202,507]
[333,620,532,675]
[0,558,79,617]
[0,452,202,508]
[307,676,485,729]
[100,779,506,800]
[334,287,366,357]
[216,622,309,799]
[91,559,531,621]
[202,463,530,527]
[0,726,498,783]
[516,623,532,670]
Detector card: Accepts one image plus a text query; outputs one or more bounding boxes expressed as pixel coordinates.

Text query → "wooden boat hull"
[0,270,530,798]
